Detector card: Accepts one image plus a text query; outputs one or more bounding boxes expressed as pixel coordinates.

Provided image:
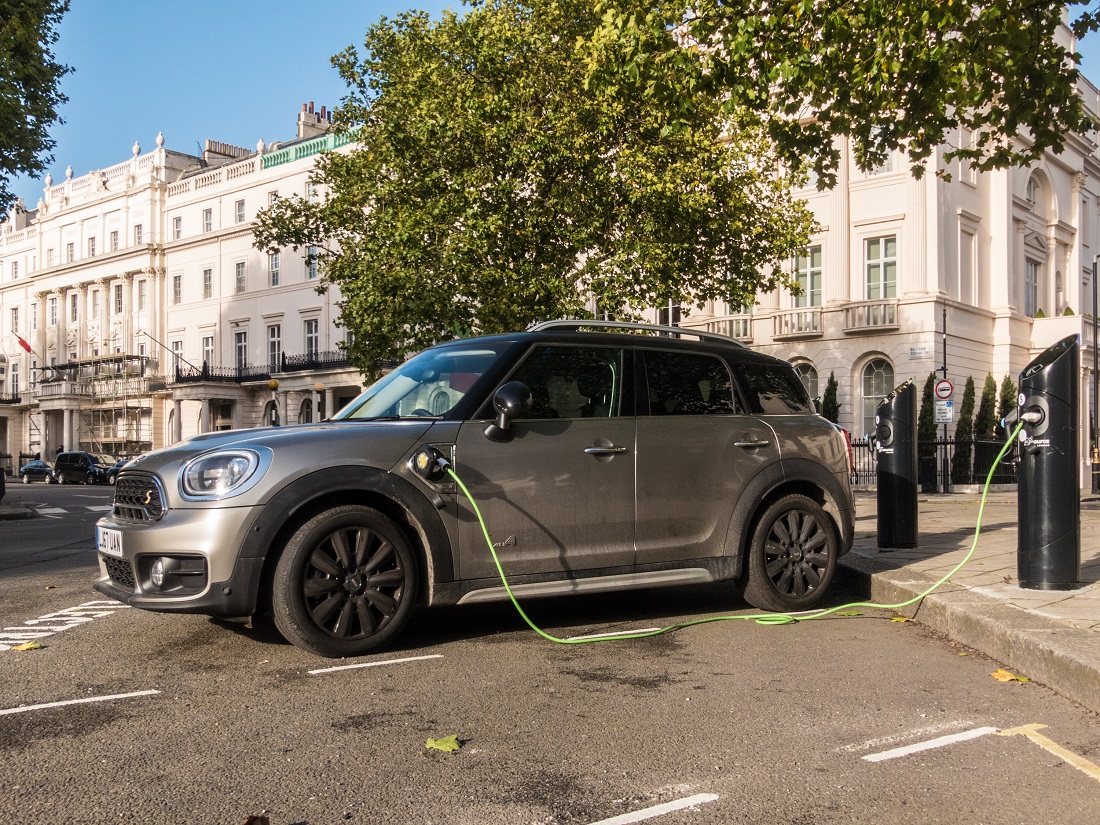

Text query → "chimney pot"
[302,103,307,112]
[309,101,315,113]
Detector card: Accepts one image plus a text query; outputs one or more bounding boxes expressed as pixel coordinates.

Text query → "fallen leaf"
[890,615,913,623]
[425,735,461,753]
[958,651,969,657]
[11,641,45,651]
[991,668,1030,683]
[837,611,862,617]
[44,585,56,590]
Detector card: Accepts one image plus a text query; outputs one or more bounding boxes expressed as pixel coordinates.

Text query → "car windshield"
[334,344,507,420]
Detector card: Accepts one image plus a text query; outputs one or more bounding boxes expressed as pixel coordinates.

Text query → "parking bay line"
[998,724,1100,783]
[308,654,443,675]
[863,726,999,762]
[0,690,159,717]
[586,793,719,825]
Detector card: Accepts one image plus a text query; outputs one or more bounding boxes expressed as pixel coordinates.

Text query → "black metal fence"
[851,437,1019,490]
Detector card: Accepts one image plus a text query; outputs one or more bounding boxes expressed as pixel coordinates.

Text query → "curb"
[0,504,34,521]
[837,555,1100,715]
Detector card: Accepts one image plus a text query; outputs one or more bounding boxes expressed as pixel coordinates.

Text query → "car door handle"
[584,445,628,456]
[734,439,770,449]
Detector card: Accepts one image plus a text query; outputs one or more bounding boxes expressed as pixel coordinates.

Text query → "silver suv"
[95,321,854,656]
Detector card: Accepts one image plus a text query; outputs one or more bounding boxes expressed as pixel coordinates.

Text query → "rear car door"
[634,348,778,566]
[454,343,636,580]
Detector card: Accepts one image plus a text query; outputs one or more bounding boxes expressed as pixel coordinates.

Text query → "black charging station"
[875,380,918,549]
[1011,334,1081,590]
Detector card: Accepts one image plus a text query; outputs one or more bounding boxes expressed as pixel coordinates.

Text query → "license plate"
[97,527,123,558]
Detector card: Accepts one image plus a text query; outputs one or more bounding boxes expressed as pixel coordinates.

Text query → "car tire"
[743,494,838,614]
[22,473,30,484]
[58,473,69,485]
[272,505,418,657]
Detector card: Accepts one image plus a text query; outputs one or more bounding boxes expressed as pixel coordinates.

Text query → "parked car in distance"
[95,320,855,658]
[18,459,57,484]
[55,451,116,485]
[105,458,134,485]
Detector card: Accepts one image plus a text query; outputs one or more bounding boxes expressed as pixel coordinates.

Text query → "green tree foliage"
[974,373,999,440]
[253,0,815,374]
[918,373,937,459]
[590,1,1097,188]
[820,371,839,424]
[0,0,71,212]
[951,376,976,485]
[994,373,1019,441]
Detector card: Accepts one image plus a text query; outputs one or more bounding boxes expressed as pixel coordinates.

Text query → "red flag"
[16,335,32,353]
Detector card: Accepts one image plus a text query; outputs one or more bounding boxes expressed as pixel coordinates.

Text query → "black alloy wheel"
[743,494,838,613]
[273,505,418,657]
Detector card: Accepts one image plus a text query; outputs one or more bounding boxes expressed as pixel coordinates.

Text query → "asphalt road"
[2,484,1099,824]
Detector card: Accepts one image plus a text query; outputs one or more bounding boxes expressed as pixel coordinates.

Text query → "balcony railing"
[174,363,272,384]
[34,381,95,399]
[844,299,899,333]
[772,308,823,339]
[280,349,350,372]
[0,393,22,405]
[680,315,753,343]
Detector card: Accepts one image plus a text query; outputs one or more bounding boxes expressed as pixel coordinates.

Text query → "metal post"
[1093,256,1099,493]
[941,305,949,493]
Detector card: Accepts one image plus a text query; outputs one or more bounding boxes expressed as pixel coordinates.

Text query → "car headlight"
[180,449,267,500]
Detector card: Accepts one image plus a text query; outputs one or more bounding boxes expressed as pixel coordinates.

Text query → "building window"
[235,199,245,224]
[87,237,96,257]
[46,249,54,267]
[657,301,681,327]
[300,397,314,424]
[305,319,319,358]
[91,290,100,316]
[11,261,18,279]
[134,224,143,245]
[862,358,895,439]
[138,280,147,311]
[1026,177,1039,208]
[203,268,213,300]
[268,190,279,205]
[66,242,74,263]
[268,325,281,368]
[794,363,819,401]
[10,362,19,396]
[202,208,212,233]
[172,273,182,305]
[171,340,183,373]
[269,253,280,287]
[110,230,118,252]
[31,304,36,330]
[10,307,17,335]
[865,236,897,300]
[173,216,182,240]
[202,336,214,367]
[48,297,57,326]
[234,330,248,369]
[306,245,318,280]
[235,261,246,293]
[70,293,78,322]
[306,181,318,201]
[113,284,123,315]
[794,245,822,307]
[1025,259,1040,318]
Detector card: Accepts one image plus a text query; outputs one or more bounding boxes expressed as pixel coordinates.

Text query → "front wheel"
[743,494,838,614]
[21,474,30,484]
[272,505,418,657]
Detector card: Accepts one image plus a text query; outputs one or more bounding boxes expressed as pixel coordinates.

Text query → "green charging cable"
[446,420,1025,644]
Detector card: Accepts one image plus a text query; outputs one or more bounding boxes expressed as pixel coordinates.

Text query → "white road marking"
[84,505,114,512]
[839,720,976,753]
[587,794,720,825]
[36,507,67,515]
[308,654,443,675]
[0,600,131,650]
[567,627,662,641]
[863,726,999,762]
[0,690,159,716]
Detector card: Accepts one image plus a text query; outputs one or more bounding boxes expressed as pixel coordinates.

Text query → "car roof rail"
[528,318,747,348]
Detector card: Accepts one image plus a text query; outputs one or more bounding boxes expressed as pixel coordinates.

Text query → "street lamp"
[268,379,280,426]
[313,382,324,422]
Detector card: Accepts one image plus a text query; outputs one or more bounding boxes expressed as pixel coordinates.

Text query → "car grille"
[104,556,136,591]
[113,473,166,521]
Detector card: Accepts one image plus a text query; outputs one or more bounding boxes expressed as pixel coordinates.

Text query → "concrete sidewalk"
[839,492,1100,714]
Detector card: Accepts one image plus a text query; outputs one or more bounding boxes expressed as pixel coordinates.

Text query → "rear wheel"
[743,494,838,613]
[21,473,30,484]
[272,505,418,657]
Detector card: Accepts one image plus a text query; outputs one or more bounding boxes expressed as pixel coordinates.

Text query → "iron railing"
[851,436,1019,489]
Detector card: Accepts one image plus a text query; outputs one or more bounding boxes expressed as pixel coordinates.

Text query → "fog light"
[151,558,166,588]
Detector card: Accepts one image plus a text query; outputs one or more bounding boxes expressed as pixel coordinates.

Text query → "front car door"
[454,343,636,581]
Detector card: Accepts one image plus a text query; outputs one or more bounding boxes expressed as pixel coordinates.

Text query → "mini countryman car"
[95,321,855,657]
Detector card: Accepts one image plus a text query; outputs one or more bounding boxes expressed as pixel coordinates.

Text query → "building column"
[172,399,182,443]
[199,398,212,434]
[61,408,72,452]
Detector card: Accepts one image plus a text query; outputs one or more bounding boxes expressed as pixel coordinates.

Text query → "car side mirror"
[484,380,533,442]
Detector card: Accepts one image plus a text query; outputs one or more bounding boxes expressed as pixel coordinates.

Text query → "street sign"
[934,379,954,400]
[935,398,953,423]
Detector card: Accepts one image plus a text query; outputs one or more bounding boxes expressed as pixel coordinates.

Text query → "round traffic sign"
[934,379,953,400]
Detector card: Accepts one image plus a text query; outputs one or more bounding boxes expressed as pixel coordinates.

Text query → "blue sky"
[10,1,1100,207]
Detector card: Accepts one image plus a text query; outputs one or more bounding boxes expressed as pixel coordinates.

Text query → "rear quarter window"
[735,364,813,415]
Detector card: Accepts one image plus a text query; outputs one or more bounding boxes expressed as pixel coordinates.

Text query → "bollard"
[875,380,918,549]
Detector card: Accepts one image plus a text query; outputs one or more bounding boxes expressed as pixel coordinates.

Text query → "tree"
[820,371,839,424]
[253,0,815,374]
[951,376,976,485]
[918,373,937,460]
[0,1,71,212]
[994,373,1019,441]
[590,1,1097,188]
[974,373,999,440]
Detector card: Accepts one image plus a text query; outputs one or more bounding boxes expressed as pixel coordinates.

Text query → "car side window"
[735,364,813,415]
[508,345,624,420]
[643,350,736,415]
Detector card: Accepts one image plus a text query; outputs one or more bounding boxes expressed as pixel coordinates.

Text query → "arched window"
[299,397,313,424]
[262,399,279,427]
[861,358,894,439]
[793,363,819,401]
